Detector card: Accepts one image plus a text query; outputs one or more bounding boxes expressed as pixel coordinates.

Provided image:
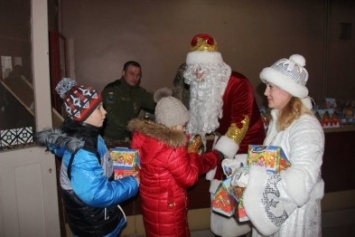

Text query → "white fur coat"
[244,110,325,237]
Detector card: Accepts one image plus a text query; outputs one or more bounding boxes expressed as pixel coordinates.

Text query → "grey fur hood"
[37,129,85,153]
[127,119,187,148]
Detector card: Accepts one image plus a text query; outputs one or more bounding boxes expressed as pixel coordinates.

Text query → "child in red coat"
[128,90,234,237]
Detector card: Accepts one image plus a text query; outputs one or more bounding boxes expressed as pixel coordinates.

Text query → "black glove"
[215,150,225,161]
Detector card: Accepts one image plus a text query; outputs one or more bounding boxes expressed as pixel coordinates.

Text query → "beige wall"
[60,0,355,106]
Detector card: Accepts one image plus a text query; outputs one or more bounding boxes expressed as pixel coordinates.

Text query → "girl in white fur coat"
[232,54,325,237]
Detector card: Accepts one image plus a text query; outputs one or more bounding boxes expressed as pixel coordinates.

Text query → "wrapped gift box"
[314,109,340,128]
[247,145,290,173]
[110,147,140,179]
[211,177,237,217]
[237,189,249,222]
[235,145,291,222]
[214,145,291,221]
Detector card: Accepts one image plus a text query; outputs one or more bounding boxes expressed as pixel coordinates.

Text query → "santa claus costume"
[183,34,266,236]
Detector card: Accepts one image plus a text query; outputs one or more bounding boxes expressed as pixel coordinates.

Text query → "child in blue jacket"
[37,78,139,237]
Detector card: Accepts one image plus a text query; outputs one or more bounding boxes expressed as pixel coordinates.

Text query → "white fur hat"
[186,33,224,65]
[260,54,309,98]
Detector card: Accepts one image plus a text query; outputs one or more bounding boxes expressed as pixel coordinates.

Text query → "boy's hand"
[132,171,140,186]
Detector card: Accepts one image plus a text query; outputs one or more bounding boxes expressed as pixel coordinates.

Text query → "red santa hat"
[185,33,224,65]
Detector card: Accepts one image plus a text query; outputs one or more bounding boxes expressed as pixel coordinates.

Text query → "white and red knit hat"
[185,33,224,65]
[55,78,102,122]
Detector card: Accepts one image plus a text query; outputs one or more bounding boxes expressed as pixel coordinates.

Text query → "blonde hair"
[277,97,313,131]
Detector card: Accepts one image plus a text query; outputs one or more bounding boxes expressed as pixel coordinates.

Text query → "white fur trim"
[243,166,279,236]
[281,168,324,206]
[301,96,313,110]
[186,51,223,65]
[290,54,306,67]
[260,67,308,98]
[210,207,251,237]
[282,168,310,206]
[313,179,324,199]
[209,179,221,193]
[206,166,217,181]
[214,135,239,159]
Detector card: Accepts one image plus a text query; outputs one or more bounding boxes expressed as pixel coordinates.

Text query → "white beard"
[184,63,231,136]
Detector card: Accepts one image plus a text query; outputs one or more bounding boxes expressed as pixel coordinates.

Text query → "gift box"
[214,180,248,220]
[213,145,291,220]
[110,147,140,179]
[315,109,340,128]
[247,145,290,173]
[236,189,249,222]
[211,177,237,217]
[235,145,291,222]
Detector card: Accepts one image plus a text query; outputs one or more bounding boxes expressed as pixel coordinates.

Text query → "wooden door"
[0,0,61,236]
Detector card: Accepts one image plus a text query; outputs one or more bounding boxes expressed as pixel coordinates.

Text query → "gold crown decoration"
[225,115,250,144]
[190,34,218,52]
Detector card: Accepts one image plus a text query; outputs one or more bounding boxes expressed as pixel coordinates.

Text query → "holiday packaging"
[212,177,237,217]
[236,145,290,222]
[110,147,140,179]
[213,145,290,221]
[247,145,290,173]
[212,176,247,219]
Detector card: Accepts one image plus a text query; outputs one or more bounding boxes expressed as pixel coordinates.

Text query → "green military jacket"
[101,78,155,140]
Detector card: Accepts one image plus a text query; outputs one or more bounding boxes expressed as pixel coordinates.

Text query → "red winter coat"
[128,119,220,237]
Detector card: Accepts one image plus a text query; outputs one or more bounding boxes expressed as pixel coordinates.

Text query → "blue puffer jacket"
[38,120,139,237]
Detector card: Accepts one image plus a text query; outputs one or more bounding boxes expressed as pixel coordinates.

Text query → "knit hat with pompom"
[260,54,309,98]
[153,87,189,128]
[55,77,102,122]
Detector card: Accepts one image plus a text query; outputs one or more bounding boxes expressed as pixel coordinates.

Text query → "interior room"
[0,0,354,236]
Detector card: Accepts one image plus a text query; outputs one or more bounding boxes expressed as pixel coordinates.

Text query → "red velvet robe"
[213,71,266,180]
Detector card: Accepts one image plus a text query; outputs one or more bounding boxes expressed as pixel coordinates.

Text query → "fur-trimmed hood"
[127,119,187,148]
[37,128,85,153]
[37,119,100,155]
